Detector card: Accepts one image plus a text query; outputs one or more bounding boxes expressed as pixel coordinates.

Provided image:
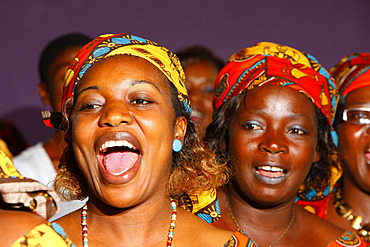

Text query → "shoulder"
[54,209,82,242]
[0,209,46,246]
[11,222,75,247]
[296,206,349,245]
[175,208,236,246]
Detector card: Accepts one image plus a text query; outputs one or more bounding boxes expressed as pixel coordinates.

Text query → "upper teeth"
[191,110,203,118]
[259,166,283,172]
[99,140,135,151]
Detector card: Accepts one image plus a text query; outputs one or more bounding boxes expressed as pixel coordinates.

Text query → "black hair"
[38,33,91,87]
[205,89,340,197]
[176,45,225,71]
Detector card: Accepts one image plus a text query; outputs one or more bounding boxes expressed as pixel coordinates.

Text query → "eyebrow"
[75,86,99,98]
[131,80,162,93]
[74,80,162,98]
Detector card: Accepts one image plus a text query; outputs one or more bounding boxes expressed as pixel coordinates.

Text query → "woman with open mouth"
[44,33,251,246]
[176,45,225,138]
[203,42,367,246]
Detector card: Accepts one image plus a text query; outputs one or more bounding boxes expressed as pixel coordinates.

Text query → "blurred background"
[1,0,369,145]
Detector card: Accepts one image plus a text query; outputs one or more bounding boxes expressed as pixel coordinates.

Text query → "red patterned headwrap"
[213,42,338,124]
[330,53,370,97]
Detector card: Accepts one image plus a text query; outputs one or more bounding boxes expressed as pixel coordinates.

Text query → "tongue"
[365,152,370,162]
[104,151,139,175]
[258,169,284,178]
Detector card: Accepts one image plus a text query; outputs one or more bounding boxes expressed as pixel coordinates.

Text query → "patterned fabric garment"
[213,41,338,125]
[0,149,60,220]
[330,52,370,96]
[223,230,366,247]
[224,231,256,247]
[11,222,75,247]
[43,33,191,129]
[295,166,342,218]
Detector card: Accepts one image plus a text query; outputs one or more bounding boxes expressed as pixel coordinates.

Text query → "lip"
[190,109,204,124]
[96,132,142,184]
[254,163,288,185]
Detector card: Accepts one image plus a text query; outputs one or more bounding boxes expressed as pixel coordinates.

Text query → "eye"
[344,109,370,124]
[130,97,153,105]
[288,126,307,135]
[202,85,214,94]
[353,112,370,121]
[242,121,263,130]
[78,102,102,112]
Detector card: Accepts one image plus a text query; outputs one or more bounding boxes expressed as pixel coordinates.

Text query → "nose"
[258,130,288,155]
[98,102,133,127]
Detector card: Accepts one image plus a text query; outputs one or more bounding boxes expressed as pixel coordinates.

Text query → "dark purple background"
[1,0,369,145]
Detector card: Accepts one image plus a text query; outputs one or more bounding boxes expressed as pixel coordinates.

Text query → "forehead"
[76,55,170,90]
[240,85,316,116]
[344,86,370,106]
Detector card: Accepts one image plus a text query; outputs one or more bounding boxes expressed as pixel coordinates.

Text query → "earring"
[172,139,182,152]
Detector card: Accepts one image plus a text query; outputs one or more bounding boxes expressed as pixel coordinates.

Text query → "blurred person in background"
[176,45,224,138]
[13,33,91,220]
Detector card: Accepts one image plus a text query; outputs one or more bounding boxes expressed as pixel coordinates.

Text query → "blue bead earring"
[172,139,182,152]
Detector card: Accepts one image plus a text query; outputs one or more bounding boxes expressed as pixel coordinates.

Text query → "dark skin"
[38,46,82,170]
[215,85,344,246]
[327,86,370,230]
[184,61,219,137]
[56,56,234,246]
[0,206,46,246]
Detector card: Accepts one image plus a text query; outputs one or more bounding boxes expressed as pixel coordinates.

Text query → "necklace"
[226,195,295,247]
[334,189,370,242]
[81,199,177,247]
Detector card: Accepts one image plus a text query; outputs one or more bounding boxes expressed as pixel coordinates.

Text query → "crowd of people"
[0,31,369,246]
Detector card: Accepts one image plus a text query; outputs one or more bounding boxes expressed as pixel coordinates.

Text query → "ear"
[38,83,51,106]
[174,116,187,143]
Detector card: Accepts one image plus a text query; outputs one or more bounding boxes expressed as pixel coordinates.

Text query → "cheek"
[228,131,255,163]
[203,96,213,110]
[71,114,96,149]
[337,126,363,157]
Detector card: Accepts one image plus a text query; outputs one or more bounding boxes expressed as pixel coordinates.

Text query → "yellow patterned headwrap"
[43,33,190,129]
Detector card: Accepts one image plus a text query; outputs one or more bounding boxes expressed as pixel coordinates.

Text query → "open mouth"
[365,149,370,164]
[256,165,286,178]
[190,109,204,123]
[97,140,140,176]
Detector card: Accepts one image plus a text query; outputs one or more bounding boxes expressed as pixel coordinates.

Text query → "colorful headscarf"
[330,53,370,97]
[43,33,190,129]
[214,42,338,124]
[0,149,60,220]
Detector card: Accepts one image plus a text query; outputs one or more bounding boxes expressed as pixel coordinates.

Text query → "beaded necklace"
[334,189,370,242]
[81,199,177,247]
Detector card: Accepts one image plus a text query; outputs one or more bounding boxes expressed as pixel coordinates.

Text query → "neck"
[85,194,174,246]
[342,176,370,224]
[227,186,296,246]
